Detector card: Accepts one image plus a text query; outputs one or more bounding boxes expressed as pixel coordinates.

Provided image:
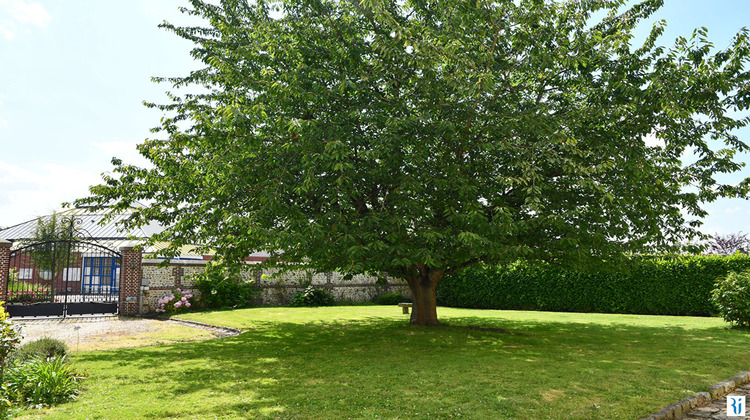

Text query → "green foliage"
[76,0,750,325]
[0,304,18,419]
[711,270,750,327]
[193,262,259,309]
[30,212,79,243]
[289,286,336,307]
[6,270,52,304]
[27,212,80,279]
[372,293,412,305]
[0,303,20,376]
[10,337,68,364]
[5,357,85,407]
[437,255,750,316]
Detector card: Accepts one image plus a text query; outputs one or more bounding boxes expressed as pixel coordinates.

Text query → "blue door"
[82,257,120,295]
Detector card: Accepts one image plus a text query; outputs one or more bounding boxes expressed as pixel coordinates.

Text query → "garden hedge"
[436,254,750,316]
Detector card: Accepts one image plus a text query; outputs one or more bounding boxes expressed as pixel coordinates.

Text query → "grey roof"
[1,206,271,260]
[0,207,204,257]
[0,206,163,245]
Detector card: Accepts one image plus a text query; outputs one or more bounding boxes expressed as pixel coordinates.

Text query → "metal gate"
[6,240,120,317]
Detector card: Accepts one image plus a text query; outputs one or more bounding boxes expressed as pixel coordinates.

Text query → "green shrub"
[5,357,85,407]
[372,293,412,305]
[290,286,336,307]
[0,304,20,419]
[0,303,20,370]
[11,337,67,364]
[437,254,750,316]
[193,262,259,309]
[711,270,750,327]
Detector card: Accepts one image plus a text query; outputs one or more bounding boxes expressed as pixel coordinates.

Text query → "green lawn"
[21,307,750,419]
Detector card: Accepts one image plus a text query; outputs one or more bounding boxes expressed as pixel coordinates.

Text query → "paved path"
[683,384,750,419]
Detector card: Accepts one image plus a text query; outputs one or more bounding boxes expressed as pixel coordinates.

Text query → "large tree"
[78,0,750,325]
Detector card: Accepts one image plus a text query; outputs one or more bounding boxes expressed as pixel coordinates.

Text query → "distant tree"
[30,213,78,243]
[28,213,79,280]
[707,232,750,256]
[77,0,750,325]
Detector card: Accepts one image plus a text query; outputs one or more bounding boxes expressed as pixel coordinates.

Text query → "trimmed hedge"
[436,254,750,316]
[372,293,412,305]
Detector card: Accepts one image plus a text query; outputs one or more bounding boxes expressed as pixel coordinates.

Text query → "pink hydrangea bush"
[155,288,195,314]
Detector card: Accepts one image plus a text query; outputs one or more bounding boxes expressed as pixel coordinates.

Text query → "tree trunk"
[406,268,443,326]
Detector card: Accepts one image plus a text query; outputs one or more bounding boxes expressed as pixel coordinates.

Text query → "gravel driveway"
[12,316,238,352]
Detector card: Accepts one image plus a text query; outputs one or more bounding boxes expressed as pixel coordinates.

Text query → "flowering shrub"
[155,288,196,314]
[6,289,52,304]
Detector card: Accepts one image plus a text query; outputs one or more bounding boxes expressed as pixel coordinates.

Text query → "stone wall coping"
[0,239,11,248]
[119,241,143,252]
[142,259,209,266]
[141,259,265,267]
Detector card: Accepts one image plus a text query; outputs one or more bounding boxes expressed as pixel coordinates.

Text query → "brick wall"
[140,259,412,313]
[0,239,10,307]
[119,245,143,316]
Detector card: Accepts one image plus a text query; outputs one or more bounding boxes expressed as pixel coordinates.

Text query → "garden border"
[642,371,750,419]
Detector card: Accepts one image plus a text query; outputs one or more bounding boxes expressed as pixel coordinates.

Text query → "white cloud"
[0,0,51,40]
[0,22,13,40]
[4,0,50,27]
[726,207,742,214]
[0,119,7,127]
[91,141,150,167]
[136,0,177,19]
[0,160,101,226]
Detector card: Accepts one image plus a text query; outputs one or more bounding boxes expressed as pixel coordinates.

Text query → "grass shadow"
[27,312,750,419]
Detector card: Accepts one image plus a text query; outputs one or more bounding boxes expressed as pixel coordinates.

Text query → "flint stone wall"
[140,259,411,313]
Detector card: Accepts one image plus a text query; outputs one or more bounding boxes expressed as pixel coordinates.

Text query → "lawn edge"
[642,371,750,420]
[165,317,243,337]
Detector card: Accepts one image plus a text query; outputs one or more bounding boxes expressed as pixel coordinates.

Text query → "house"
[0,204,271,261]
[0,206,404,317]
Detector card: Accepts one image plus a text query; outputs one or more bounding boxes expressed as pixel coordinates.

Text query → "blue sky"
[0,0,749,239]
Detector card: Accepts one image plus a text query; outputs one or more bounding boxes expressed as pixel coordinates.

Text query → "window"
[18,268,32,280]
[82,257,120,294]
